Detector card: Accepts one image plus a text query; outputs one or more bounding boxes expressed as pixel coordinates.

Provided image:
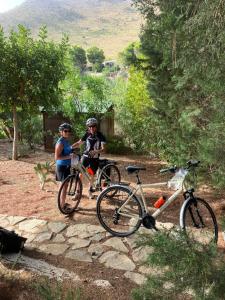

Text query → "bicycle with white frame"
[96,160,218,244]
[57,153,121,215]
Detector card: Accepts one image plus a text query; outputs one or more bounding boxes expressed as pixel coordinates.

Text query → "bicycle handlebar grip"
[160,166,177,173]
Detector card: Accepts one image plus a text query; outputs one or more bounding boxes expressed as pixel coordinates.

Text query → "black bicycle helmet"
[86,118,98,127]
[58,123,72,132]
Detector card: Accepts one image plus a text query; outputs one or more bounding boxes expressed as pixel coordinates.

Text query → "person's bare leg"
[60,181,69,207]
[88,175,95,199]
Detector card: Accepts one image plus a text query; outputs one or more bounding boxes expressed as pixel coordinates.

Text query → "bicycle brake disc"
[142,213,157,230]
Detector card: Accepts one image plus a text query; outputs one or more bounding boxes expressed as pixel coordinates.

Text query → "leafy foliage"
[34,162,56,190]
[132,0,225,185]
[111,67,154,152]
[87,46,105,72]
[0,25,68,159]
[132,230,225,300]
[70,45,87,72]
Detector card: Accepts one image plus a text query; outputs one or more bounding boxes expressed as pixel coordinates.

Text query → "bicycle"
[96,160,218,244]
[58,153,121,215]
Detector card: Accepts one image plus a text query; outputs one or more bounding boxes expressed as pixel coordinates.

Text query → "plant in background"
[35,278,81,300]
[0,25,68,160]
[87,46,105,72]
[132,229,225,300]
[70,45,87,73]
[34,162,56,190]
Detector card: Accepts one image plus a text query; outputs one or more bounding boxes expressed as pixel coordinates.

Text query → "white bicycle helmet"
[86,118,98,127]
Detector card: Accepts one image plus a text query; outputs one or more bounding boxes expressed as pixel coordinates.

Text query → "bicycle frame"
[117,171,189,219]
[71,155,116,188]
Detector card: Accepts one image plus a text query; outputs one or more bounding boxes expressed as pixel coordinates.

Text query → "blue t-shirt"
[56,137,72,166]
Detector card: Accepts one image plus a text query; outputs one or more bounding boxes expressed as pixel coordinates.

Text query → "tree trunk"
[12,104,19,160]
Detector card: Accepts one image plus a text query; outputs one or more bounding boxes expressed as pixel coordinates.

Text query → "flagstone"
[65,250,92,263]
[38,243,68,255]
[48,221,67,234]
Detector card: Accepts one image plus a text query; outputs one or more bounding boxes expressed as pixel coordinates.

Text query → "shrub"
[106,136,133,155]
[132,230,225,300]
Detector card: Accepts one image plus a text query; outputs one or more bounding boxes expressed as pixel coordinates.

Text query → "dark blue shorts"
[56,165,71,182]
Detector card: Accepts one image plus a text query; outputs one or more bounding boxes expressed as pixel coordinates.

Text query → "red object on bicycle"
[154,196,166,208]
[87,167,94,176]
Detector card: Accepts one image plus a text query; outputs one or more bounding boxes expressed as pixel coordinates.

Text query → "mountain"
[0,0,141,58]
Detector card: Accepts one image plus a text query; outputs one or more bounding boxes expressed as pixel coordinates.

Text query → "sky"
[0,0,25,13]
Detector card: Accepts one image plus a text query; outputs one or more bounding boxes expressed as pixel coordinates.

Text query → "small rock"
[89,232,106,242]
[156,222,175,231]
[103,237,129,253]
[138,265,165,276]
[52,234,66,243]
[124,271,147,285]
[99,251,135,271]
[124,235,139,249]
[48,221,67,234]
[66,250,92,263]
[8,216,27,226]
[93,280,112,288]
[132,246,154,263]
[68,238,91,250]
[88,244,105,258]
[38,243,68,255]
[19,219,47,233]
[66,224,89,237]
[34,232,53,243]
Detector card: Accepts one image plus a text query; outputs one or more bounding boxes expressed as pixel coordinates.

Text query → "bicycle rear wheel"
[58,173,83,215]
[96,185,143,237]
[180,197,218,244]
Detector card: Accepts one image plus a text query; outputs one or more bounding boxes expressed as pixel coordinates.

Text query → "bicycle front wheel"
[58,173,83,215]
[180,197,218,244]
[98,164,121,189]
[96,185,143,237]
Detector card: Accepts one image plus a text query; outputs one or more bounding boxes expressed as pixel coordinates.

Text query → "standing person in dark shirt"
[72,118,106,198]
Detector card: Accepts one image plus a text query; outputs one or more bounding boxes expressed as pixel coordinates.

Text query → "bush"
[132,230,225,300]
[106,136,133,155]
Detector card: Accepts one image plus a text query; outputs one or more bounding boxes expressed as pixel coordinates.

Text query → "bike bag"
[0,227,27,254]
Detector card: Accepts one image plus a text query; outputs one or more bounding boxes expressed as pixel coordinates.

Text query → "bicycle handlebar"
[160,160,200,174]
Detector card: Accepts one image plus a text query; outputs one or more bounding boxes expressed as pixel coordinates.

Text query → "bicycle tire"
[180,197,218,244]
[58,173,83,215]
[96,185,143,237]
[98,164,121,190]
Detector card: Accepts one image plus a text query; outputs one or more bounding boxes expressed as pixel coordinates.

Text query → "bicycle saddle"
[126,166,146,174]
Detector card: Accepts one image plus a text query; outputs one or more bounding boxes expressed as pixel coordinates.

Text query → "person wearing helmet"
[72,117,106,199]
[55,123,73,211]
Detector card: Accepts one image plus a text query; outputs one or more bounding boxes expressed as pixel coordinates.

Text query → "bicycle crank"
[142,213,158,230]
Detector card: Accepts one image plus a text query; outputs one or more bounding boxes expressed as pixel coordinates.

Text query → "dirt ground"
[1,140,225,299]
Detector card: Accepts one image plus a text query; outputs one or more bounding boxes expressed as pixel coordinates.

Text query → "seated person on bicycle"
[72,118,106,198]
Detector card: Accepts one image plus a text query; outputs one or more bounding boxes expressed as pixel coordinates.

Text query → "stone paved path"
[0,214,173,285]
[1,214,222,286]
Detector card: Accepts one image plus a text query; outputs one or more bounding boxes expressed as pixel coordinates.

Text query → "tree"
[132,0,225,185]
[0,25,68,159]
[111,67,154,152]
[87,46,105,71]
[118,42,140,67]
[70,45,87,72]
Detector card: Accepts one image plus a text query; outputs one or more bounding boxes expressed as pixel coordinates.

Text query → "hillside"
[0,0,142,58]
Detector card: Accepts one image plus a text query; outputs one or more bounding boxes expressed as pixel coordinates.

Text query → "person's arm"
[71,139,84,149]
[89,134,106,157]
[55,143,71,161]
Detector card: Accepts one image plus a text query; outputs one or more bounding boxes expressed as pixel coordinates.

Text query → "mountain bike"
[96,160,218,244]
[58,153,121,215]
